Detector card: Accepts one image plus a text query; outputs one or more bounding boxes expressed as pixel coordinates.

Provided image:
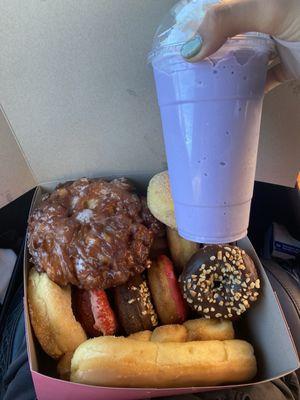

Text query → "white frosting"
[76,209,93,223]
[75,258,85,273]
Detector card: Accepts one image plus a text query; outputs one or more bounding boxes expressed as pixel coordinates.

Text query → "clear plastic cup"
[149,0,275,244]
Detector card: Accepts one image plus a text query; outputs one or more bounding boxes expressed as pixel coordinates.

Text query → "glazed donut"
[180,245,260,320]
[147,171,176,229]
[27,269,87,359]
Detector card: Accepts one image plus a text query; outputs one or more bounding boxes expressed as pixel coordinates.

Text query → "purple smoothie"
[152,45,270,243]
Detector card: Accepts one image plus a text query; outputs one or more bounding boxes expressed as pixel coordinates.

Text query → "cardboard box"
[22,183,299,400]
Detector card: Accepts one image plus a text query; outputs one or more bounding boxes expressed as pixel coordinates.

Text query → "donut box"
[21,181,299,400]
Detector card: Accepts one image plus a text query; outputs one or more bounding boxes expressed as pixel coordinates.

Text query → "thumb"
[181,0,273,62]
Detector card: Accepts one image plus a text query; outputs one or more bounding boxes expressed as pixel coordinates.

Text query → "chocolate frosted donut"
[28,178,163,290]
[180,245,260,320]
[114,274,158,335]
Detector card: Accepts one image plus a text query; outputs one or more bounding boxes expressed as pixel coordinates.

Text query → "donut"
[114,274,158,335]
[183,319,234,341]
[28,177,163,291]
[151,325,188,343]
[147,171,176,229]
[27,268,87,359]
[57,352,73,381]
[89,289,117,336]
[72,288,117,337]
[180,245,260,320]
[147,255,187,325]
[127,319,235,343]
[150,235,169,258]
[128,330,152,342]
[72,288,101,337]
[167,227,199,273]
[70,336,257,387]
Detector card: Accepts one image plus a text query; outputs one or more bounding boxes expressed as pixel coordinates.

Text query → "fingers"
[264,63,288,93]
[181,0,277,62]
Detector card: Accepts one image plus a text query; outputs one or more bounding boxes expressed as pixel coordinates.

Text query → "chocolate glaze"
[114,274,158,335]
[180,245,260,320]
[28,178,163,290]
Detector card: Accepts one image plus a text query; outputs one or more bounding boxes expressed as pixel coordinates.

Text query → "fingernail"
[181,35,203,59]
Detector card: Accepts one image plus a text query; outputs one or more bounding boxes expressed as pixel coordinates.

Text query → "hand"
[181,0,300,92]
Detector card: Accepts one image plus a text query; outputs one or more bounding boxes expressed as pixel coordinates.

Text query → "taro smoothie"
[151,40,272,243]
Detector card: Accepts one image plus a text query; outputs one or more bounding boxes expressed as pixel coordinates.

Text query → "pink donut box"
[23,181,300,400]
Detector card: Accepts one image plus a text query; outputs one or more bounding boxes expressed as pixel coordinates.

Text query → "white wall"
[0,0,299,188]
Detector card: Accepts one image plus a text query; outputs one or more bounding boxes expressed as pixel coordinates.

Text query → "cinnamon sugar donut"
[28,178,163,290]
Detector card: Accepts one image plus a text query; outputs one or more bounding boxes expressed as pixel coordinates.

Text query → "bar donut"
[70,336,257,387]
[180,245,260,320]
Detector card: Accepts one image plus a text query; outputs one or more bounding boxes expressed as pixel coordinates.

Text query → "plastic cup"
[149,0,274,243]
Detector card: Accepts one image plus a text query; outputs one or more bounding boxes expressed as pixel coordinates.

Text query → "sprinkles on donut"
[180,244,260,320]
